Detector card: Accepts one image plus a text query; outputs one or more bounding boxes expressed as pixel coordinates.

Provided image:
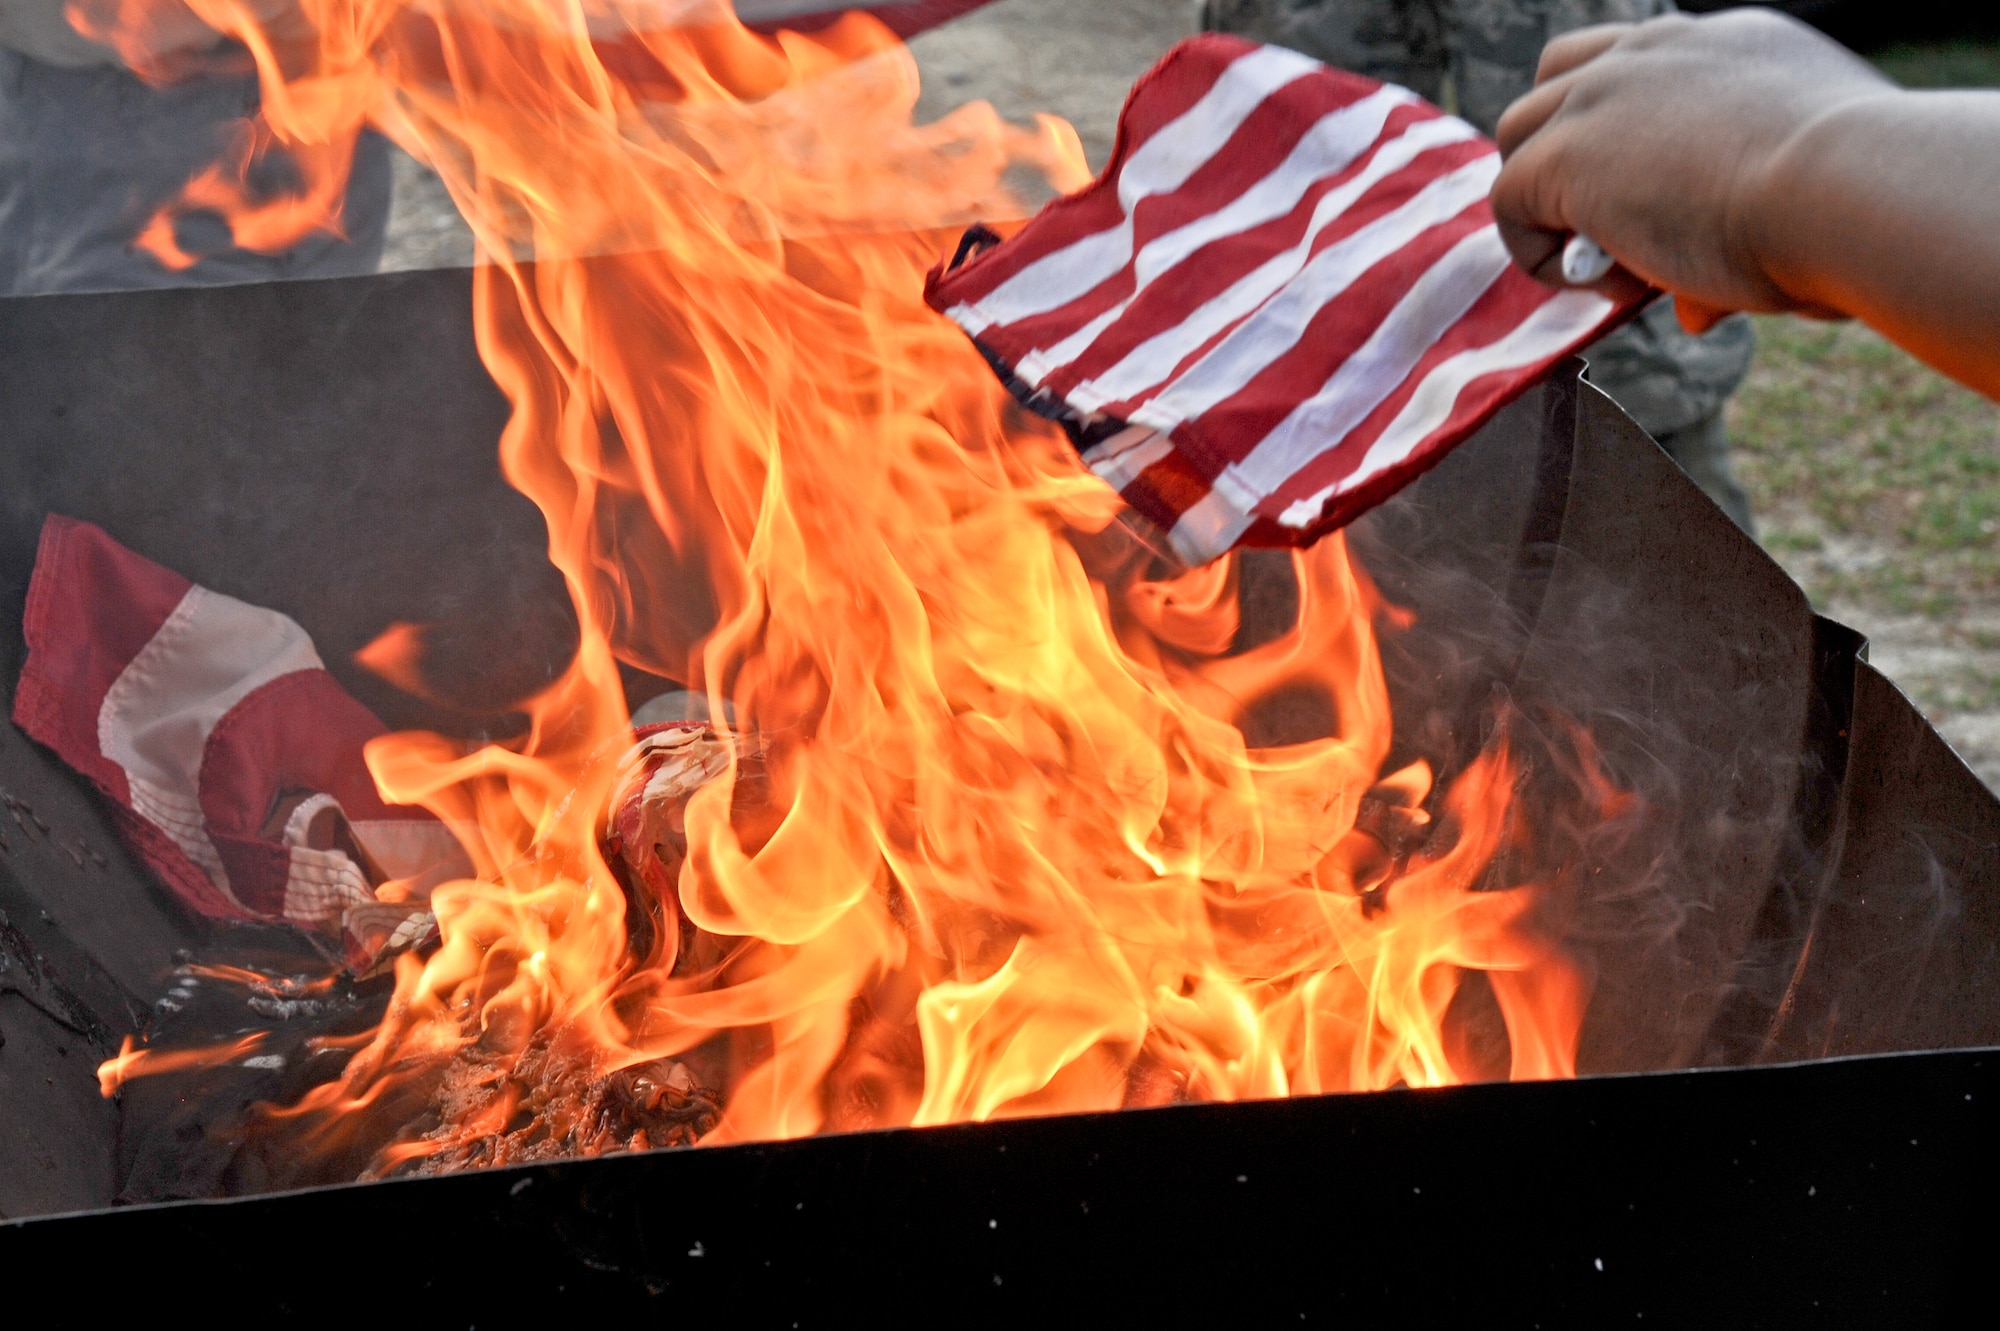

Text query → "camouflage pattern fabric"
[1200,0,1674,136]
[1583,295,1755,530]
[1200,0,1458,113]
[1460,0,1676,139]
[1201,0,1757,532]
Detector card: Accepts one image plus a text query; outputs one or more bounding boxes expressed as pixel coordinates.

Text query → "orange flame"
[355,620,431,695]
[88,0,1595,1162]
[99,1032,269,1096]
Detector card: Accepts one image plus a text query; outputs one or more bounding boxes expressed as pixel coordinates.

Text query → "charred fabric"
[0,270,1995,1320]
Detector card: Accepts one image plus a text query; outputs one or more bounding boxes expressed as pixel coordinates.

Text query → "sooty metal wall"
[0,269,1993,1323]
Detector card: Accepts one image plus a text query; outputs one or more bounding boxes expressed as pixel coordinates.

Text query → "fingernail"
[1561,234,1615,285]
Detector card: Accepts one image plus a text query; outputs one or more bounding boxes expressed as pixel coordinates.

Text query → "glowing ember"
[86,0,1601,1164]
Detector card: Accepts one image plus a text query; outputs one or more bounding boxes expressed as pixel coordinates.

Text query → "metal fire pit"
[1,269,1995,1322]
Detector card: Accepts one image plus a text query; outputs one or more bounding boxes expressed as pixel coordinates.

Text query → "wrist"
[1740,90,1908,316]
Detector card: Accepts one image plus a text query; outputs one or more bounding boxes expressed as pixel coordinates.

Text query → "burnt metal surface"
[4,1047,1994,1324]
[0,268,574,740]
[1356,366,1822,1075]
[0,676,201,1219]
[1716,659,2000,1063]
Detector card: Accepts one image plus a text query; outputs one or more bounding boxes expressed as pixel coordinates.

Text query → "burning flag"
[926,35,1644,565]
[69,1,1616,1171]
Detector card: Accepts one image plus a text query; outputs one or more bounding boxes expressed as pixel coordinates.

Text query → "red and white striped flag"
[925,35,1641,565]
[11,517,468,971]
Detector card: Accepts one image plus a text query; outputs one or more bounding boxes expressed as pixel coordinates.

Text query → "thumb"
[1496,218,1568,287]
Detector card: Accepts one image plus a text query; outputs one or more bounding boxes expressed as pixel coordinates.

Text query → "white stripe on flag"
[281,844,376,927]
[1167,473,1262,566]
[1129,87,1419,290]
[98,585,324,800]
[97,584,324,897]
[1014,86,1423,388]
[1072,123,1488,413]
[1124,155,1500,432]
[1278,289,1614,527]
[125,775,234,896]
[350,818,479,885]
[1080,426,1175,493]
[951,44,1321,333]
[1226,225,1515,497]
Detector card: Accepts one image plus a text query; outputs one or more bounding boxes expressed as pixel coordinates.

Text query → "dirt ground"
[1730,317,2000,788]
[377,1,2000,789]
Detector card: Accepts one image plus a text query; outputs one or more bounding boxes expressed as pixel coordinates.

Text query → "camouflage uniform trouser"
[1201,0,1757,532]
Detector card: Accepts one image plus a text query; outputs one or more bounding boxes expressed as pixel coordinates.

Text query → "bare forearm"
[1491,10,2000,403]
[1753,92,2000,397]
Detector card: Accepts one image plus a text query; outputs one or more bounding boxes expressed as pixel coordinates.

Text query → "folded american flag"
[11,517,469,972]
[925,35,1643,565]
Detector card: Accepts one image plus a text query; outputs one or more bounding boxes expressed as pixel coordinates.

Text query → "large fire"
[85,0,1598,1165]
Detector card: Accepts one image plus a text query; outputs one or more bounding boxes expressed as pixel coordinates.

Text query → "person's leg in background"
[1455,0,1758,531]
[1202,0,1760,532]
[1573,298,1758,531]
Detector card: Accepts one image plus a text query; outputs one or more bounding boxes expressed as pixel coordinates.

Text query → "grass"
[1872,40,2000,89]
[1728,318,2000,616]
[1722,39,2000,620]
[1918,664,2000,714]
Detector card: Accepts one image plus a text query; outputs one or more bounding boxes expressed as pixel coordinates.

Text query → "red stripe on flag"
[1032,136,1494,404]
[1155,202,1496,474]
[196,669,416,847]
[987,75,1409,362]
[1259,262,1561,518]
[12,516,191,801]
[1118,446,1221,541]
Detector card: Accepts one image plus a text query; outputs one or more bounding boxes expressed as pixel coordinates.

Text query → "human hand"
[1489,9,1894,331]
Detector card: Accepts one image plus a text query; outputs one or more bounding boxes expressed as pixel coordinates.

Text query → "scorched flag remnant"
[13,516,463,975]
